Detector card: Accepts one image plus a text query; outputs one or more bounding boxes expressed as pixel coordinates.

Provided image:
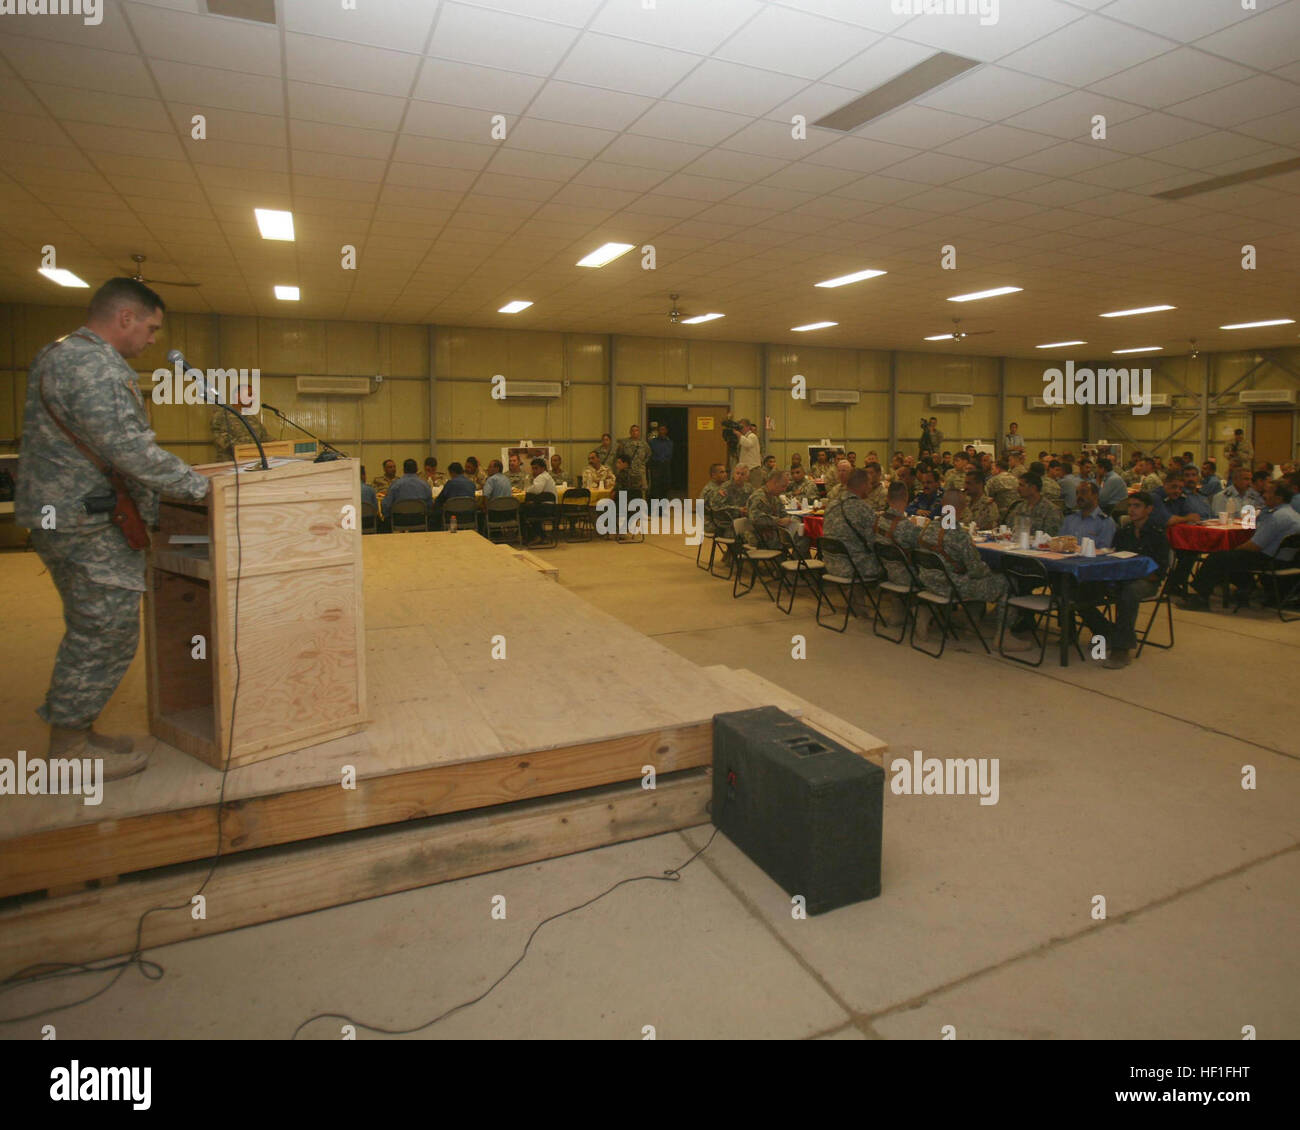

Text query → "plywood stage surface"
[0,531,885,900]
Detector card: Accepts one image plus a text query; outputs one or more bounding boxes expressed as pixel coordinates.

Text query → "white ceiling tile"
[893,0,1084,62]
[916,65,1074,122]
[172,103,284,147]
[484,148,589,181]
[286,83,406,132]
[771,0,914,33]
[392,134,497,170]
[666,59,807,117]
[1098,0,1291,42]
[403,101,502,144]
[506,118,617,159]
[1009,140,1129,177]
[554,33,701,99]
[285,34,421,98]
[65,121,187,161]
[627,101,752,147]
[938,124,1057,163]
[806,136,923,174]
[1092,48,1255,110]
[1145,130,1278,171]
[570,163,667,192]
[599,133,710,172]
[412,60,545,114]
[152,60,284,114]
[1074,155,1190,190]
[1,39,154,98]
[1234,108,1300,146]
[290,120,395,160]
[8,2,138,51]
[126,1,281,74]
[682,149,788,182]
[587,0,760,52]
[1102,112,1218,156]
[428,2,581,76]
[281,0,440,52]
[1166,75,1300,129]
[528,81,654,132]
[947,167,1052,196]
[859,105,989,149]
[655,172,746,202]
[718,118,838,159]
[879,151,989,186]
[999,15,1176,87]
[822,35,936,91]
[759,163,861,193]
[1004,90,1147,139]
[27,85,173,132]
[715,5,878,80]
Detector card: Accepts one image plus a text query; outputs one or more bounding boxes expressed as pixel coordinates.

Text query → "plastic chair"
[996,555,1060,666]
[1233,531,1300,621]
[558,487,593,541]
[484,496,522,546]
[910,547,990,658]
[1134,546,1176,654]
[523,491,558,548]
[360,500,378,534]
[440,495,478,532]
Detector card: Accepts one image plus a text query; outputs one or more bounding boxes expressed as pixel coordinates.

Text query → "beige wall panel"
[325,321,379,376]
[387,324,429,377]
[14,304,83,364]
[218,316,259,369]
[567,335,607,383]
[258,318,327,375]
[0,305,13,368]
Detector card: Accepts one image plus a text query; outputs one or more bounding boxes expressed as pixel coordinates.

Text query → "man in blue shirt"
[380,458,432,523]
[1151,473,1209,525]
[1211,466,1263,516]
[906,469,944,518]
[430,461,476,528]
[359,466,378,511]
[1058,458,1081,512]
[1198,460,1222,501]
[1096,457,1128,511]
[1184,480,1300,610]
[1061,482,1116,548]
[482,458,512,500]
[648,424,674,501]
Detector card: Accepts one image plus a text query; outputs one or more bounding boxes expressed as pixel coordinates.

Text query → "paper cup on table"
[1081,537,1096,557]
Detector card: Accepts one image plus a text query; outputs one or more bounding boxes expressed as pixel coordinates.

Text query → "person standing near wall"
[649,423,674,501]
[16,278,212,779]
[616,424,652,501]
[736,419,762,473]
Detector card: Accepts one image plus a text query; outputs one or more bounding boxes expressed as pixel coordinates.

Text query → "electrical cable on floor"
[290,826,720,1040]
[0,459,249,1024]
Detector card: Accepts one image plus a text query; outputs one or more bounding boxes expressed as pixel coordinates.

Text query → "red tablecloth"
[1167,521,1252,553]
[801,514,823,542]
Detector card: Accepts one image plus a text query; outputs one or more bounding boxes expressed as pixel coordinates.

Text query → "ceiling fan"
[630,293,692,325]
[121,253,201,288]
[932,318,995,342]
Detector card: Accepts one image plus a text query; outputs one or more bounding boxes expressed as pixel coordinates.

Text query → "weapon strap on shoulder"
[39,332,150,550]
[930,526,966,573]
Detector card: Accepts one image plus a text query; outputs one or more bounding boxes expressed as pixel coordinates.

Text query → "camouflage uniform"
[747,487,807,554]
[709,480,748,539]
[823,479,849,504]
[863,482,889,513]
[878,510,920,587]
[581,464,613,491]
[1121,467,1140,486]
[507,468,530,490]
[1041,473,1064,513]
[701,480,724,536]
[942,467,966,492]
[916,523,1008,603]
[1004,495,1062,535]
[617,438,652,491]
[17,327,210,729]
[466,466,487,488]
[371,472,396,494]
[821,494,882,581]
[786,475,818,505]
[210,407,268,459]
[1140,472,1162,493]
[987,471,1020,521]
[968,493,999,530]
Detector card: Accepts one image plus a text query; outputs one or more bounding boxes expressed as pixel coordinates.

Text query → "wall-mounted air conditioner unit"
[931,393,974,408]
[296,375,372,396]
[1238,388,1296,406]
[1026,396,1056,410]
[504,380,563,399]
[809,389,860,405]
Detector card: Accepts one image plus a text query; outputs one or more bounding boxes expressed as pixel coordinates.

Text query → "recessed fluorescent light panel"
[814,52,980,132]
[924,334,955,341]
[1113,346,1161,354]
[947,286,1021,302]
[815,269,886,288]
[38,267,89,287]
[576,242,635,268]
[274,286,300,301]
[681,313,725,324]
[255,209,295,241]
[498,301,533,314]
[1099,305,1173,318]
[792,322,837,332]
[1219,319,1294,330]
[1036,341,1087,348]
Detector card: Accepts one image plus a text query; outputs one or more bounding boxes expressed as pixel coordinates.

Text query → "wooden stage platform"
[0,531,885,977]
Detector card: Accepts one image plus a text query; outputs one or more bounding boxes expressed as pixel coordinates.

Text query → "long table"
[975,539,1158,667]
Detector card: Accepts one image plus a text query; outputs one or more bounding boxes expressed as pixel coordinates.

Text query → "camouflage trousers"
[32,529,142,729]
[917,567,1009,604]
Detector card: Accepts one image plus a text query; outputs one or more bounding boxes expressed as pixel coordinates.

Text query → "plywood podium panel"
[146,457,367,769]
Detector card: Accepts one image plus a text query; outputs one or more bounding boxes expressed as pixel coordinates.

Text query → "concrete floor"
[3,533,1297,1040]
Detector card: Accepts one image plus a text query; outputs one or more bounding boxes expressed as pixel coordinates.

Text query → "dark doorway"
[646,405,689,498]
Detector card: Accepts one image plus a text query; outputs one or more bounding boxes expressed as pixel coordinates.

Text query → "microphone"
[167,349,268,469]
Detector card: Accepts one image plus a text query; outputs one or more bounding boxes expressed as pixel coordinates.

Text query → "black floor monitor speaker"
[712,706,883,915]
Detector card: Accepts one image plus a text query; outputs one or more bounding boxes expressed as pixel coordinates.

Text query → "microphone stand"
[261,404,346,462]
[212,399,269,471]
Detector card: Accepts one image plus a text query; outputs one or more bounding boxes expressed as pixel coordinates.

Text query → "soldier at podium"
[16,278,211,779]
[209,381,269,460]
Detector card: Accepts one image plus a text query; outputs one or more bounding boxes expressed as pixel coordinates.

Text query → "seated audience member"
[824,459,853,503]
[787,464,819,505]
[709,465,751,541]
[964,469,999,530]
[987,456,1020,521]
[847,451,858,468]
[1288,470,1300,514]
[1183,480,1300,610]
[550,453,566,483]
[1096,457,1128,510]
[1008,450,1028,478]
[942,453,967,491]
[463,456,486,488]
[1075,491,1169,669]
[1061,482,1116,548]
[877,481,921,588]
[747,469,809,556]
[482,459,512,500]
[1121,457,1141,486]
[430,461,476,526]
[700,463,729,536]
[1199,460,1221,499]
[893,463,918,504]
[422,457,447,488]
[1210,466,1258,515]
[1136,457,1162,494]
[522,457,557,545]
[906,469,944,519]
[789,453,804,471]
[526,457,556,497]
[811,451,834,480]
[1151,471,1209,526]
[822,468,882,583]
[1033,460,1063,513]
[380,458,432,519]
[1004,472,1062,535]
[863,461,889,513]
[1057,459,1080,512]
[582,450,614,491]
[360,466,378,512]
[371,458,397,494]
[506,452,531,490]
[1251,468,1272,501]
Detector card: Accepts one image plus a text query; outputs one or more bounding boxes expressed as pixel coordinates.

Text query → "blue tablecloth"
[976,543,1158,583]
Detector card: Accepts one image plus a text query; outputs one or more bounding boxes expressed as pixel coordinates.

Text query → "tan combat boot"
[49,725,148,782]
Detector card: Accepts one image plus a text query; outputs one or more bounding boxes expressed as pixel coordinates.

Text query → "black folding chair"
[910,547,991,658]
[871,541,919,644]
[522,491,559,548]
[1134,546,1176,655]
[484,496,522,546]
[731,517,782,601]
[996,555,1061,666]
[1235,531,1300,621]
[360,500,378,534]
[440,495,477,532]
[815,536,881,632]
[558,487,593,541]
[775,524,826,614]
[390,498,429,533]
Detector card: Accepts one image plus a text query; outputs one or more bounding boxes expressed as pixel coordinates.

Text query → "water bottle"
[449,516,458,533]
[1014,514,1031,549]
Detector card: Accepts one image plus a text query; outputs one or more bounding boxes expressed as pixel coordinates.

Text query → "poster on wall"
[806,442,845,478]
[1082,441,1122,464]
[501,444,555,476]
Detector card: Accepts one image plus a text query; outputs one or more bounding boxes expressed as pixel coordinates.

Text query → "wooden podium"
[145,457,368,769]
